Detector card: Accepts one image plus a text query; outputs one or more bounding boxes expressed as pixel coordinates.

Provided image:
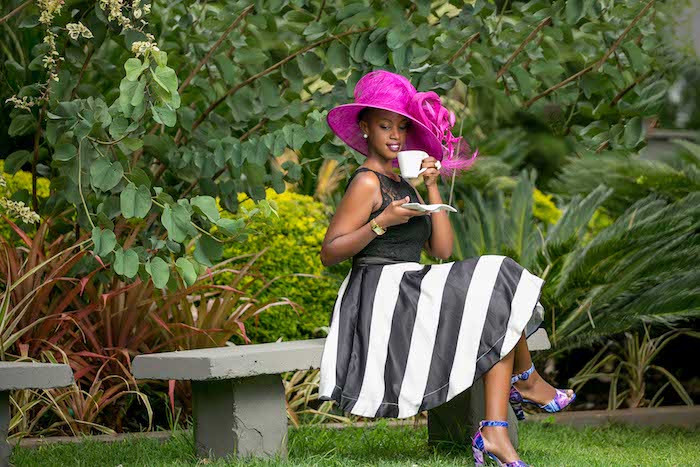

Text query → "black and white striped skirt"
[318,255,545,419]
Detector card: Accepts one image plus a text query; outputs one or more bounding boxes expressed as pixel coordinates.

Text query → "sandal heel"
[510,400,525,421]
[472,445,485,466]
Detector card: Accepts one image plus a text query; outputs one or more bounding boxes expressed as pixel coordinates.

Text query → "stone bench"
[132,339,325,459]
[0,362,74,467]
[132,328,551,460]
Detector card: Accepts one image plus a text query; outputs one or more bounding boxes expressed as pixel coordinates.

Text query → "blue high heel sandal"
[471,420,530,467]
[509,363,576,421]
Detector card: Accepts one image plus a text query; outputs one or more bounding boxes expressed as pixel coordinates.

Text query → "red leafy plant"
[1,216,304,436]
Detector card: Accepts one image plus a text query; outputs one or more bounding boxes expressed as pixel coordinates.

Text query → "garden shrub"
[533,188,562,225]
[218,188,343,343]
[0,161,50,240]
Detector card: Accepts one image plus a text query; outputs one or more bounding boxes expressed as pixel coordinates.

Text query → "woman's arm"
[413,156,454,260]
[320,172,383,267]
[414,185,454,260]
[425,185,454,259]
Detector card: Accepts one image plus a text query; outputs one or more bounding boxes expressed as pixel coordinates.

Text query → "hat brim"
[327,104,444,159]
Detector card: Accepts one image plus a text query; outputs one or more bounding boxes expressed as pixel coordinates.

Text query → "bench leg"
[1,392,10,467]
[427,378,519,450]
[192,375,287,460]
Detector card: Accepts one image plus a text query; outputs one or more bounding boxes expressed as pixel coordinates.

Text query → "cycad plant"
[550,139,700,215]
[450,173,700,351]
[570,326,700,409]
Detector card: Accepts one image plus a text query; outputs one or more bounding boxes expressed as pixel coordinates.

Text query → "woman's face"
[359,109,411,161]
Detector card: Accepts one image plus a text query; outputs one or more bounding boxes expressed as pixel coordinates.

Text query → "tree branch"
[71,45,94,99]
[523,64,594,108]
[180,119,267,198]
[612,70,652,106]
[32,105,45,213]
[448,32,480,65]
[0,0,31,25]
[524,1,656,109]
[595,0,655,71]
[190,27,373,133]
[178,4,254,94]
[496,16,551,80]
[316,0,326,21]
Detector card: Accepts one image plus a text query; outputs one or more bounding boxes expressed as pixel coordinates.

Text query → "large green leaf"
[152,65,178,96]
[91,226,117,257]
[151,104,177,127]
[90,159,124,192]
[161,203,195,243]
[623,117,644,148]
[216,218,245,236]
[175,257,197,287]
[114,247,140,278]
[3,150,32,174]
[191,195,220,222]
[147,257,170,289]
[566,0,586,24]
[124,58,147,81]
[54,144,77,162]
[194,235,223,267]
[8,114,36,137]
[120,182,152,219]
[118,78,140,113]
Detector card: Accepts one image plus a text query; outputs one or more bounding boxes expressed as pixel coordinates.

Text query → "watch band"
[370,218,386,235]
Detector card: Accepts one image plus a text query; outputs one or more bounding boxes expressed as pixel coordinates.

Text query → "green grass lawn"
[11,420,700,466]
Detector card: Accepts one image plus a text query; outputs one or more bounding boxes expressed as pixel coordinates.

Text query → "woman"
[318,71,575,467]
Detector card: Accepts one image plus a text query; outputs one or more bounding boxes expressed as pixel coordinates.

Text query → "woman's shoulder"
[347,168,381,192]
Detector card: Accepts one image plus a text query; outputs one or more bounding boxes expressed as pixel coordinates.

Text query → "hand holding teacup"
[397,150,441,187]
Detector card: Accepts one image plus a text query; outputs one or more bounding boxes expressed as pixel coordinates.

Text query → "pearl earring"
[363,134,368,139]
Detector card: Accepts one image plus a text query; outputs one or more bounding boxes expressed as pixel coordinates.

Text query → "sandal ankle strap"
[511,363,535,385]
[480,420,509,428]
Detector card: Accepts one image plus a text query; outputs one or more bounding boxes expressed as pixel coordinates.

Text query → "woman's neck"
[363,156,398,180]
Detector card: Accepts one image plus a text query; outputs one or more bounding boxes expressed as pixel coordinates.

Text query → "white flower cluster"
[5,95,36,111]
[37,0,64,25]
[42,30,61,82]
[0,198,41,225]
[132,0,151,19]
[66,22,94,40]
[131,35,159,57]
[0,175,6,188]
[99,0,132,28]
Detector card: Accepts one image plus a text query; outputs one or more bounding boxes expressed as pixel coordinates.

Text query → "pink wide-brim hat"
[327,71,446,159]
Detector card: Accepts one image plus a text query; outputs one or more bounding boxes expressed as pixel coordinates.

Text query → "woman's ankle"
[480,425,519,462]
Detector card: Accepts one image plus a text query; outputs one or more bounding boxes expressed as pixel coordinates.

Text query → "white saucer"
[402,203,458,213]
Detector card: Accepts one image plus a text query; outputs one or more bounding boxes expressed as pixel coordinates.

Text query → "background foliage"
[1,0,698,435]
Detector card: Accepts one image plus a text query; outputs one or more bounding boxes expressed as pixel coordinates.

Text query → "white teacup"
[397,150,442,178]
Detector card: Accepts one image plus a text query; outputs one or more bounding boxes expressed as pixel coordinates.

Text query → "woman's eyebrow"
[378,118,410,124]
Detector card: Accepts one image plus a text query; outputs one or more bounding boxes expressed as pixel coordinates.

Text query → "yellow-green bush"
[0,161,50,239]
[533,188,562,225]
[218,188,342,343]
[0,161,50,199]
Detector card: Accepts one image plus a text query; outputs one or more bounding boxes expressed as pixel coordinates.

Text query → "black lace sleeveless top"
[348,167,431,263]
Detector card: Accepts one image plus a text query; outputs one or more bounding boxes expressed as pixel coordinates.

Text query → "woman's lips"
[387,144,400,152]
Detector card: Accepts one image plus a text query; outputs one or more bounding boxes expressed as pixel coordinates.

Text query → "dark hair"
[357,107,412,129]
[357,107,372,123]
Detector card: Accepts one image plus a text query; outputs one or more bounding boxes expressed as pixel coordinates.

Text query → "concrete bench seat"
[133,339,326,460]
[132,328,551,460]
[0,362,74,467]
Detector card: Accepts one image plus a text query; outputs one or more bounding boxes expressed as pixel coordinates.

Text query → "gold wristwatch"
[370,218,386,236]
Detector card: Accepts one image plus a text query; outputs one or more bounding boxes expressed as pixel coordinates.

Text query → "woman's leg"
[513,333,574,403]
[480,347,520,462]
